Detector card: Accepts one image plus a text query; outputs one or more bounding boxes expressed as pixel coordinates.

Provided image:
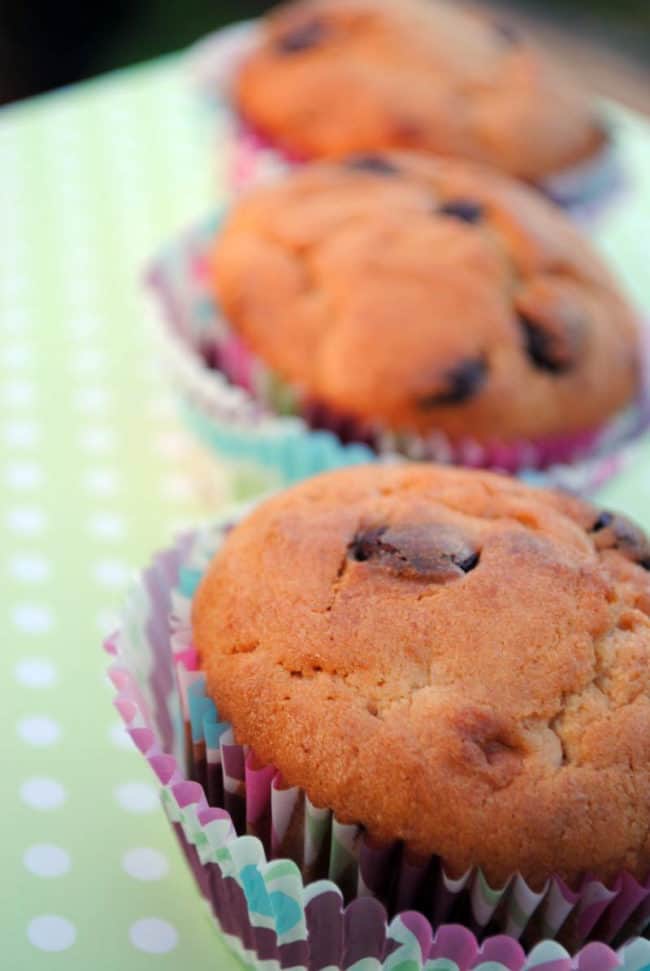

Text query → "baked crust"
[194,464,650,887]
[213,153,639,443]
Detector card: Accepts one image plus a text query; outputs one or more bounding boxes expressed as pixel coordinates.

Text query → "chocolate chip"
[494,20,521,45]
[456,550,480,573]
[345,154,400,176]
[417,357,487,408]
[438,200,484,224]
[349,523,480,582]
[589,510,650,569]
[591,511,614,532]
[519,313,580,374]
[275,18,327,53]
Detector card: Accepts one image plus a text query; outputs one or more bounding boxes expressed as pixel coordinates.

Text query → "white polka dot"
[28,915,76,951]
[129,918,178,954]
[109,721,133,750]
[66,315,104,336]
[24,845,70,878]
[3,420,39,448]
[1,277,27,298]
[63,278,96,302]
[78,427,116,454]
[83,468,120,496]
[64,297,98,319]
[87,513,125,541]
[9,553,51,583]
[93,559,130,588]
[140,359,161,382]
[1,344,33,368]
[147,397,174,420]
[162,475,194,502]
[69,348,106,374]
[12,603,54,634]
[2,379,35,407]
[122,848,169,881]
[17,716,61,747]
[114,782,158,814]
[62,258,95,282]
[4,460,43,490]
[73,387,112,413]
[5,506,46,534]
[167,518,195,537]
[155,432,187,459]
[1,307,30,333]
[59,225,92,248]
[21,778,66,810]
[14,657,57,688]
[96,608,119,636]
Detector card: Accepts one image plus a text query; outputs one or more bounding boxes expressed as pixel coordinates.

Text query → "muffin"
[228,0,609,190]
[209,153,640,467]
[193,463,650,894]
[107,465,650,961]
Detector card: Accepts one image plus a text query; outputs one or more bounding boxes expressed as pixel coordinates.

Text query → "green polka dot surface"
[1,46,650,969]
[1,58,245,969]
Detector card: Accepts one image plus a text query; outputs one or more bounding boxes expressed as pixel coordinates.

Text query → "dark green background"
[0,0,648,106]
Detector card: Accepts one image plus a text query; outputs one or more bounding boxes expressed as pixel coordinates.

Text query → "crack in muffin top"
[212,153,639,444]
[194,464,650,887]
[235,0,605,182]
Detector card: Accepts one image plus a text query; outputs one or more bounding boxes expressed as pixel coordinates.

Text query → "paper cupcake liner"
[188,20,624,216]
[146,214,648,493]
[105,521,650,969]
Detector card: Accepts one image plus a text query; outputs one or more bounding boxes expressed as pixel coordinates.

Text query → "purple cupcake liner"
[105,522,650,969]
[146,214,649,494]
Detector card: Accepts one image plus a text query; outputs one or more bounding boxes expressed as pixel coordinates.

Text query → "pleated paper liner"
[105,521,650,970]
[188,20,625,214]
[146,215,648,493]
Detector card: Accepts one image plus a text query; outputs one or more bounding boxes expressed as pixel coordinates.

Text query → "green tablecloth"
[1,51,649,969]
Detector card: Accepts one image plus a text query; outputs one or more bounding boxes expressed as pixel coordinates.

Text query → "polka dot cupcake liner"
[105,522,650,969]
[146,215,649,494]
[188,21,625,216]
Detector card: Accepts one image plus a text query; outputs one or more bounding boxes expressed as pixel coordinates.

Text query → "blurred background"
[0,0,648,109]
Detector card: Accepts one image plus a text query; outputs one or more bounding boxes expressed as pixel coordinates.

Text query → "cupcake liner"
[105,521,650,969]
[541,127,627,218]
[188,20,624,216]
[146,214,649,493]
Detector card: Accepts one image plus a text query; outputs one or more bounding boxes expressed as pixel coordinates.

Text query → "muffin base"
[105,523,650,967]
[146,216,648,492]
[189,20,624,215]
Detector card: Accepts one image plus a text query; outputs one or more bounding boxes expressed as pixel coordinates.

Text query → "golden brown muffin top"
[236,0,604,181]
[194,464,650,887]
[213,154,639,444]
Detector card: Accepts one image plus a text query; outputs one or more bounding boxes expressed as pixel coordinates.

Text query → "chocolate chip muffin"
[212,153,639,447]
[193,463,650,888]
[235,0,605,183]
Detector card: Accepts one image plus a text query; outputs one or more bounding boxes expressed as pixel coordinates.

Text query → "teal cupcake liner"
[179,396,375,485]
